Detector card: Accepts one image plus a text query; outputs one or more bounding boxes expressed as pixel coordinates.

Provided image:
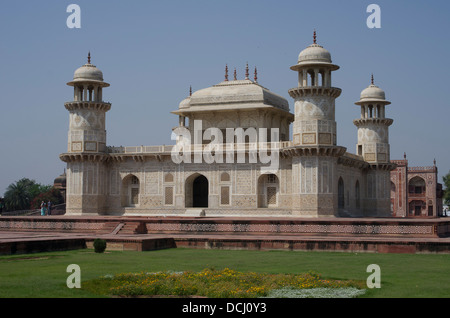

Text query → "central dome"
[187,79,290,112]
[174,79,290,113]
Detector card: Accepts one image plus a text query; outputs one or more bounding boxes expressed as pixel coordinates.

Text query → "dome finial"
[371,73,374,85]
[234,68,237,81]
[88,51,91,64]
[245,62,249,80]
[254,67,258,83]
[225,64,229,81]
[313,29,317,44]
[189,85,192,96]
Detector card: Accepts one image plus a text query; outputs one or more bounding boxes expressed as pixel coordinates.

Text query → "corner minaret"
[354,75,393,163]
[288,31,341,147]
[64,53,111,154]
[354,75,394,216]
[288,32,346,217]
[60,53,111,215]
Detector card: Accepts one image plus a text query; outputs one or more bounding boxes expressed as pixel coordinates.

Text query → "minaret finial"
[254,67,258,83]
[371,73,374,85]
[313,29,317,44]
[234,68,237,81]
[245,63,249,80]
[88,51,91,64]
[225,64,229,81]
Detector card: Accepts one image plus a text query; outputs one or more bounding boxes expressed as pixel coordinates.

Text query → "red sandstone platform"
[1,216,450,255]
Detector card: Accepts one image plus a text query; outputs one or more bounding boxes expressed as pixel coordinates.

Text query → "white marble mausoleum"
[60,34,395,217]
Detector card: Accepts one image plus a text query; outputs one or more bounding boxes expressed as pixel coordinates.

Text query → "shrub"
[93,239,107,253]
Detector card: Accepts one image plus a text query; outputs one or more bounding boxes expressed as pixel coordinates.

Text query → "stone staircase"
[102,222,122,234]
[185,209,206,217]
[114,221,148,235]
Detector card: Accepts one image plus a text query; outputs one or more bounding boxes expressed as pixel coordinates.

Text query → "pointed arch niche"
[121,174,140,207]
[257,173,279,208]
[185,173,209,208]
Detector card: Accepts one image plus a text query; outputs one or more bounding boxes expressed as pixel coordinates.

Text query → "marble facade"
[60,36,398,217]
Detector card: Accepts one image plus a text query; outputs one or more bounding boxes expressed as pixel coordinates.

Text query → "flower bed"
[86,268,365,298]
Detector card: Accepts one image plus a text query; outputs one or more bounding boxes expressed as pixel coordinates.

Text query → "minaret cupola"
[290,30,339,88]
[354,75,393,163]
[67,52,110,102]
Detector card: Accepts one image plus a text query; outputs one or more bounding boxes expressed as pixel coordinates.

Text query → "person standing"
[40,201,46,216]
[47,201,52,216]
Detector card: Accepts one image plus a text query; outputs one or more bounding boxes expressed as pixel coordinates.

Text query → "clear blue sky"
[0,0,449,195]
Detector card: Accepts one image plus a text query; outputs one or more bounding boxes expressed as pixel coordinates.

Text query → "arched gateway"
[185,174,209,208]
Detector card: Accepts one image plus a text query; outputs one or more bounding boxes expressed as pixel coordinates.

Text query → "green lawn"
[0,248,449,298]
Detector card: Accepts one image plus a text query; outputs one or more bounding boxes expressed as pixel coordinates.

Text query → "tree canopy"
[3,178,59,212]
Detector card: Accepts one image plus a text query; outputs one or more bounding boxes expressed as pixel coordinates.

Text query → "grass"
[0,248,449,298]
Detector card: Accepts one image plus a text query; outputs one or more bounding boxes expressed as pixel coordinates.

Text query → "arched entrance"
[185,173,209,208]
[409,200,425,216]
[409,176,426,194]
[193,175,208,207]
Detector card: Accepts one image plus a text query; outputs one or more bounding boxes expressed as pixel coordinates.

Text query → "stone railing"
[1,204,66,216]
[408,166,436,172]
[1,209,40,216]
[108,142,292,154]
[108,145,174,154]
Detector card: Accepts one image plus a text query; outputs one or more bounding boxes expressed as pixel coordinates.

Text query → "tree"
[444,171,450,206]
[3,181,30,211]
[30,188,64,209]
[28,183,52,201]
[3,178,53,212]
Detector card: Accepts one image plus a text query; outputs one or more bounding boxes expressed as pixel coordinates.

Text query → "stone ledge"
[1,216,449,237]
[0,238,86,255]
[173,236,450,254]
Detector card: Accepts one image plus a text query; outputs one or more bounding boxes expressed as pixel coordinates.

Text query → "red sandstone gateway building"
[390,155,443,218]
